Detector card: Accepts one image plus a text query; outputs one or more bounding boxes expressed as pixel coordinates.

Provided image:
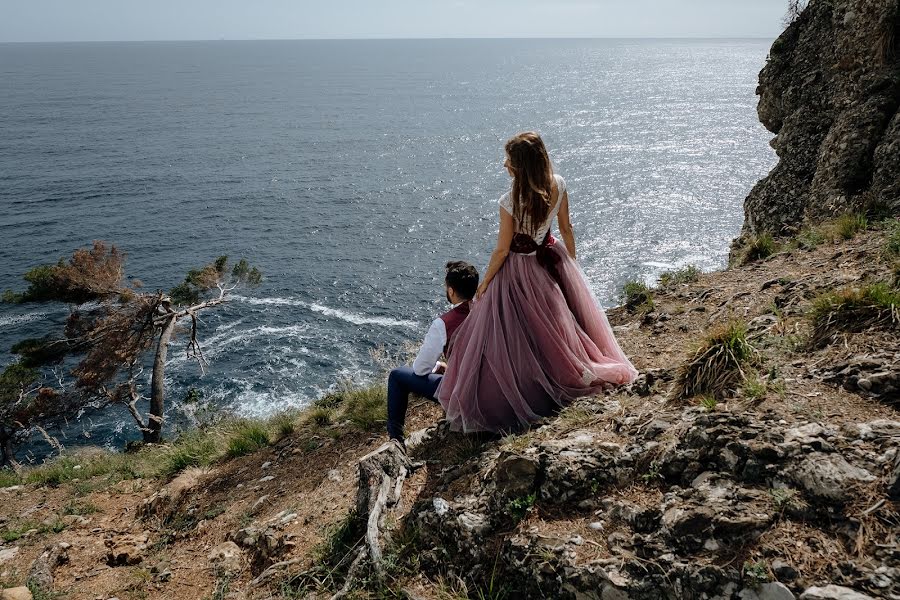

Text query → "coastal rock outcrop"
[740,0,900,239]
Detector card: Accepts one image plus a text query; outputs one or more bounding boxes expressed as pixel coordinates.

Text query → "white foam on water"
[0,310,52,327]
[232,295,419,329]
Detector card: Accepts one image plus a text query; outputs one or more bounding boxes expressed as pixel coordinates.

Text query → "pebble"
[259,475,275,482]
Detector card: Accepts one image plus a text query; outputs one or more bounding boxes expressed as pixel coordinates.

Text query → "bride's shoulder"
[499,190,513,214]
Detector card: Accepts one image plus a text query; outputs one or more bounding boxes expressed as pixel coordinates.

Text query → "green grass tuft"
[742,373,768,401]
[337,384,388,431]
[886,219,900,256]
[658,265,701,287]
[0,468,21,488]
[159,431,219,478]
[622,280,655,313]
[809,282,900,347]
[673,320,757,401]
[796,226,826,250]
[834,213,868,240]
[225,422,271,459]
[739,233,777,265]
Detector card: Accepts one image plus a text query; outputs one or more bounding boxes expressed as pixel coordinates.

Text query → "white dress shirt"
[412,318,447,376]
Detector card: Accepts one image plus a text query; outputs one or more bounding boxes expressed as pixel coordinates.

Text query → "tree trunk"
[146,314,177,443]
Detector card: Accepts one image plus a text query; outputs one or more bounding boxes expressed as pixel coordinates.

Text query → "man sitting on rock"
[386,260,479,448]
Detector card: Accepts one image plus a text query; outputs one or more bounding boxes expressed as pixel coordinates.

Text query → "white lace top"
[499,174,567,245]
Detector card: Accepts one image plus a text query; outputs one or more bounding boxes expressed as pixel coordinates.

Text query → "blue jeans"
[387,366,442,441]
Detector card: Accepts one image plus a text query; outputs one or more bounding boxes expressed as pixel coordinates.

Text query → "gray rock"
[789,452,875,502]
[0,588,33,600]
[0,546,19,564]
[207,541,243,575]
[27,541,70,591]
[888,450,900,500]
[739,582,796,600]
[799,585,875,600]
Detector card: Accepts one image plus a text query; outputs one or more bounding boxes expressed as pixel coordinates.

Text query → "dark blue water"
[0,39,776,451]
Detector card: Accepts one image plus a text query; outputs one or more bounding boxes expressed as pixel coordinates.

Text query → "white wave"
[0,310,51,327]
[232,295,419,329]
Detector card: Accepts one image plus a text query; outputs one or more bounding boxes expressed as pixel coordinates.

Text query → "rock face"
[409,410,900,599]
[740,0,900,239]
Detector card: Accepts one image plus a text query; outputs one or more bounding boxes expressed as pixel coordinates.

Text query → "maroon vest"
[439,301,471,358]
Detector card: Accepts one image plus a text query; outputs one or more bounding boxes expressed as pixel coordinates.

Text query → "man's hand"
[433,361,447,375]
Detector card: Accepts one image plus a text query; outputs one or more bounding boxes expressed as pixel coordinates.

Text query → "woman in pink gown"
[436,132,638,433]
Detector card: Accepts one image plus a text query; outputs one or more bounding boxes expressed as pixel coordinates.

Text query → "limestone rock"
[739,582,796,600]
[27,541,70,591]
[736,0,900,243]
[106,533,150,566]
[789,452,875,502]
[889,450,900,499]
[207,541,243,575]
[0,588,33,600]
[138,467,206,522]
[0,546,20,564]
[799,585,875,599]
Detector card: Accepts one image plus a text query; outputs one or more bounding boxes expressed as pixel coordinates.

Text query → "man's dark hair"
[445,261,479,300]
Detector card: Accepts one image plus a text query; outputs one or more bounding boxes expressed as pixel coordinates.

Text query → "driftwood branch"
[327,440,414,592]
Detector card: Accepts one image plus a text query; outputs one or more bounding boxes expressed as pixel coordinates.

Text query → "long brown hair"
[505,131,554,237]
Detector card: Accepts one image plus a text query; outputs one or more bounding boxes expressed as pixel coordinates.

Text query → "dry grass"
[808,282,900,347]
[672,321,757,401]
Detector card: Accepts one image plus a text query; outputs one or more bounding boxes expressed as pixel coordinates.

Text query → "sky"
[0,0,790,43]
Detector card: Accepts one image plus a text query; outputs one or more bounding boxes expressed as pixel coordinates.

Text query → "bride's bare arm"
[476,208,515,299]
[557,190,576,259]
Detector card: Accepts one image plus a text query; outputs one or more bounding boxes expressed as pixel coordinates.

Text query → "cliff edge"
[741,0,900,239]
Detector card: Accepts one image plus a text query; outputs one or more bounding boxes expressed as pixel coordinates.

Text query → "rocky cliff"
[741,0,900,239]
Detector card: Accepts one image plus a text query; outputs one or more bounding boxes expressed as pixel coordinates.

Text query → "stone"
[888,451,900,500]
[799,585,874,600]
[207,541,243,575]
[259,475,275,482]
[248,494,270,516]
[138,467,205,521]
[327,469,342,482]
[739,582,796,600]
[493,452,538,498]
[106,534,150,566]
[0,546,20,564]
[789,452,875,502]
[0,588,33,600]
[27,542,70,591]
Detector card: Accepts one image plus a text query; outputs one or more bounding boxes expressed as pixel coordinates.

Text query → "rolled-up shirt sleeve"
[412,318,447,376]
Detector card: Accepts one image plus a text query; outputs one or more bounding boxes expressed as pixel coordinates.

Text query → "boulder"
[207,541,243,575]
[106,533,150,566]
[739,582,796,600]
[27,542,70,591]
[0,588,33,600]
[789,452,875,502]
[799,585,875,599]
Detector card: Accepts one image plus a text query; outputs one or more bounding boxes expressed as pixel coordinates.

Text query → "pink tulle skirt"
[436,242,639,433]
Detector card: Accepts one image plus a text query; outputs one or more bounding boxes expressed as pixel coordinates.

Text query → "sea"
[0,39,777,455]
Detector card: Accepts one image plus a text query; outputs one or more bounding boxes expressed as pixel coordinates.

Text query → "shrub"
[739,233,776,265]
[622,280,654,313]
[673,321,757,400]
[834,213,868,240]
[225,422,271,458]
[659,265,701,287]
[809,282,900,347]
